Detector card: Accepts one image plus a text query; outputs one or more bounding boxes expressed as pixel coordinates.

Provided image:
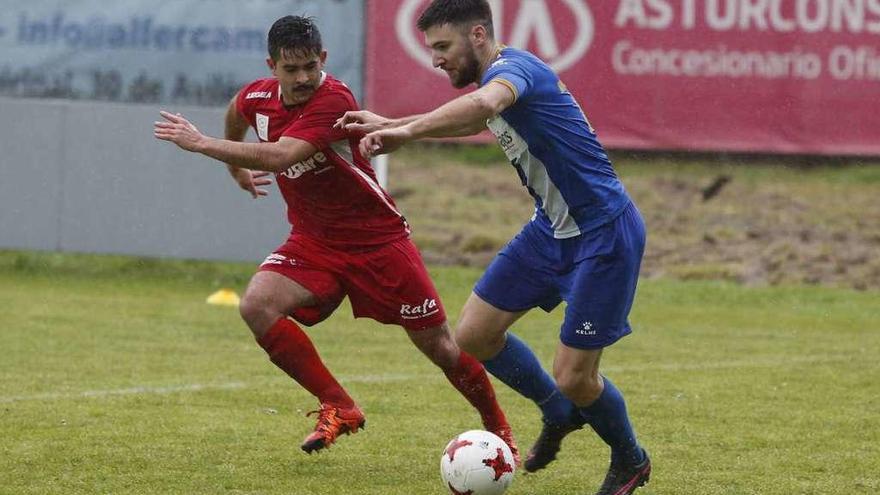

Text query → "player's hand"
[154,111,207,152]
[230,168,273,199]
[359,127,412,158]
[335,110,391,134]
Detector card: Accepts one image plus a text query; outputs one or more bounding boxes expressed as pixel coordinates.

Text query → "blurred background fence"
[1,0,878,261]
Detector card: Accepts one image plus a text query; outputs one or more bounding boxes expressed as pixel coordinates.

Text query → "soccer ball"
[440,430,515,495]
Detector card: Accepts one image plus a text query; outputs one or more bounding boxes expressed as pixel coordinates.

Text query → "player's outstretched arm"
[359,82,514,157]
[334,110,424,134]
[154,110,317,173]
[407,81,514,139]
[222,96,272,198]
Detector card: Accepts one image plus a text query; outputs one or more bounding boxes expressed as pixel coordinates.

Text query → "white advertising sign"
[0,0,364,106]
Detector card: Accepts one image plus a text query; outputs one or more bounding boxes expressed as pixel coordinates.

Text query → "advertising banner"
[366,0,880,156]
[0,0,364,106]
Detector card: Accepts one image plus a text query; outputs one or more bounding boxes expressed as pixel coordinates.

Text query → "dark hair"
[416,0,494,37]
[267,15,322,61]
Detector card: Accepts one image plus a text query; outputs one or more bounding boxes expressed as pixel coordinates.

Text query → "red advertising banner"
[366,0,880,156]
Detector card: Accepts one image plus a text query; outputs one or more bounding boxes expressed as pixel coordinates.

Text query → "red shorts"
[258,234,446,331]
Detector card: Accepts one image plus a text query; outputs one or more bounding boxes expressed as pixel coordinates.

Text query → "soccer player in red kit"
[153,15,518,459]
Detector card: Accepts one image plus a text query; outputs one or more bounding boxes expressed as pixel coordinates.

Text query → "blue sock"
[481,332,576,425]
[578,376,645,465]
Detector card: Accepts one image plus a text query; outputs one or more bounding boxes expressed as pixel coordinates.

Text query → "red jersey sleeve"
[235,80,265,126]
[281,91,351,150]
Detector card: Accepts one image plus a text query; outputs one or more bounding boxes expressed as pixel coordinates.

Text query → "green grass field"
[0,251,877,494]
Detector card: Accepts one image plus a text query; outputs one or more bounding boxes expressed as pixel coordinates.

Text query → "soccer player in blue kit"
[337,1,651,493]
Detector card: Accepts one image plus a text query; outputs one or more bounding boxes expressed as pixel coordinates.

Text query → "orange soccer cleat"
[300,403,366,453]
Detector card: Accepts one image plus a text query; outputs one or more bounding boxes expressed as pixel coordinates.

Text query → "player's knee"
[238,292,276,338]
[454,324,498,360]
[453,325,478,354]
[555,369,603,407]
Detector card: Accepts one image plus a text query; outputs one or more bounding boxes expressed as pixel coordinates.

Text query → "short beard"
[451,50,481,88]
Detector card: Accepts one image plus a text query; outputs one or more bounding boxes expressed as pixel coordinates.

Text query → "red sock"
[444,351,509,430]
[257,317,354,408]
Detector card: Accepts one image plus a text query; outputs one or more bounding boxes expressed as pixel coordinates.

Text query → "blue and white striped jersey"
[482,47,630,239]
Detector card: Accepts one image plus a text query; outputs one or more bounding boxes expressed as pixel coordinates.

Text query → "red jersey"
[235,74,409,248]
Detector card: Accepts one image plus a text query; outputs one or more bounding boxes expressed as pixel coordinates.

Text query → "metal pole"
[374,154,389,189]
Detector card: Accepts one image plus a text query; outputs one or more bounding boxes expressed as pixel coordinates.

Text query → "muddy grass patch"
[390,146,880,291]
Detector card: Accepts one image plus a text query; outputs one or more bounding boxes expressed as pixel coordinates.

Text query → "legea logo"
[395,0,594,74]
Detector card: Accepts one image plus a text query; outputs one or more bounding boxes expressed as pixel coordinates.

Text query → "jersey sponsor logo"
[396,0,594,74]
[400,298,439,319]
[280,152,331,180]
[487,116,528,162]
[256,113,269,141]
[245,91,272,100]
[497,130,515,151]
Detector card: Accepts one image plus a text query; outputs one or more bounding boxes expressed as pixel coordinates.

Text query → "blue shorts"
[474,202,646,349]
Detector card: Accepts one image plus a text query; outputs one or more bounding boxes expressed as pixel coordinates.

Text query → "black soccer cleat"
[594,450,651,495]
[523,419,584,473]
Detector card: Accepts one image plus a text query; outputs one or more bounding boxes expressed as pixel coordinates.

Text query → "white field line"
[0,382,249,404]
[0,373,427,404]
[0,355,855,404]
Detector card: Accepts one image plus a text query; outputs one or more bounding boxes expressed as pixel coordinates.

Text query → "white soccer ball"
[440,430,515,495]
